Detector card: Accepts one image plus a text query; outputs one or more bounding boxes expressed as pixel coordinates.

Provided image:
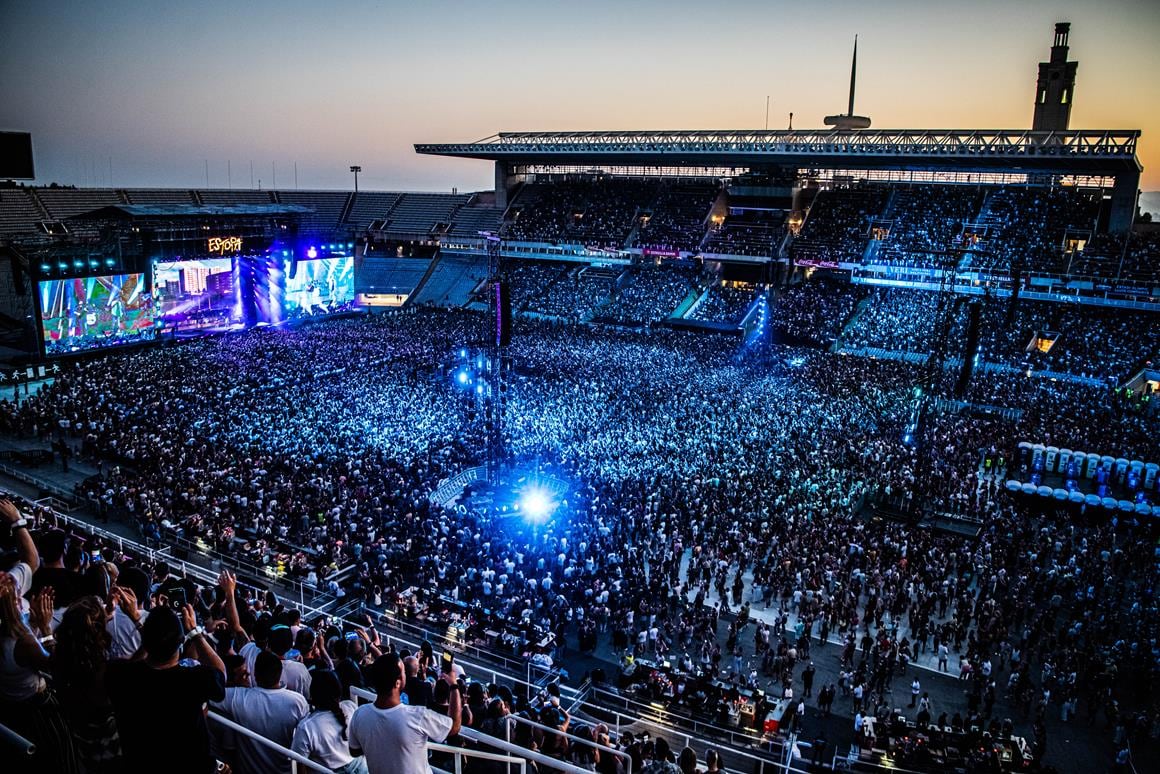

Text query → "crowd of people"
[522,268,620,323]
[687,284,757,324]
[874,185,985,263]
[1,292,1158,772]
[635,184,719,254]
[838,286,1159,383]
[505,179,657,250]
[771,280,866,346]
[594,267,696,326]
[791,185,889,265]
[702,211,784,257]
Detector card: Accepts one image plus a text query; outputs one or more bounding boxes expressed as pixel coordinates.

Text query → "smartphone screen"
[441,651,454,674]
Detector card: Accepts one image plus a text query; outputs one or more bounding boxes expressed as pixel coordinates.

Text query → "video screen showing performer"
[39,273,156,355]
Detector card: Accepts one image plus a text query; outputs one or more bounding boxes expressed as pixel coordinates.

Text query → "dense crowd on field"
[1,296,1158,773]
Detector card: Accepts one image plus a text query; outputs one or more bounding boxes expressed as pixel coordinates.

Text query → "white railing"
[0,722,34,757]
[503,710,633,774]
[207,711,330,773]
[209,710,527,774]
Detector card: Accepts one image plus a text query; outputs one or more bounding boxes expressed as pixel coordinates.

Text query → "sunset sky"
[2,0,1159,192]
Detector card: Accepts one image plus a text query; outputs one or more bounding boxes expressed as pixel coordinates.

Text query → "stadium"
[0,9,1157,774]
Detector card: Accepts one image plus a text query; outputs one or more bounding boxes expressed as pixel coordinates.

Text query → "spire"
[848,35,858,117]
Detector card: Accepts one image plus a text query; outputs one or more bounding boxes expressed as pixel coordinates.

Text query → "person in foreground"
[349,654,461,774]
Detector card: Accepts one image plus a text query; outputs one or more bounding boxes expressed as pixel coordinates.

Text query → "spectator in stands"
[53,595,122,771]
[29,528,83,607]
[292,669,365,773]
[269,623,312,698]
[404,655,433,708]
[214,650,310,773]
[106,605,226,774]
[106,568,149,659]
[349,654,461,774]
[1,575,76,772]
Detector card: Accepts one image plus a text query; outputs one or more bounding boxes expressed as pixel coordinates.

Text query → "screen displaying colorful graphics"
[284,256,355,317]
[153,258,239,331]
[39,274,156,355]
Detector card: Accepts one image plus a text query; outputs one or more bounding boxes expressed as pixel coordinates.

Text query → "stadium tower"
[1032,22,1078,131]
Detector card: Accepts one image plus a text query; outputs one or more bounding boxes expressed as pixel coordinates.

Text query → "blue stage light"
[457,370,469,385]
[520,487,555,522]
[307,247,318,259]
[476,385,484,395]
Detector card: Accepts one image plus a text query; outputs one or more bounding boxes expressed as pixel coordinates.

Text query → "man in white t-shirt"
[350,654,461,774]
[213,651,310,774]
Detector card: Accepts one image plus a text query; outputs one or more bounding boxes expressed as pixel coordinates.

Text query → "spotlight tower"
[479,231,508,485]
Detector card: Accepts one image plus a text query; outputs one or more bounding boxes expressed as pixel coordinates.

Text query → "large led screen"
[39,274,156,355]
[153,258,239,332]
[285,256,355,317]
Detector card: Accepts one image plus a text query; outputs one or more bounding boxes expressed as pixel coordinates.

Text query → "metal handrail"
[459,726,612,774]
[207,711,330,773]
[428,740,527,774]
[504,710,633,774]
[0,721,35,756]
[209,709,528,774]
[350,687,598,774]
[587,683,771,746]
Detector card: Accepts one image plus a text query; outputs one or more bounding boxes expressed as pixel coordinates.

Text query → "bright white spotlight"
[457,370,469,385]
[520,488,553,521]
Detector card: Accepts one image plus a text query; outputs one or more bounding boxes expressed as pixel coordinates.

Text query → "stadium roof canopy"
[417,128,1142,175]
[67,204,313,220]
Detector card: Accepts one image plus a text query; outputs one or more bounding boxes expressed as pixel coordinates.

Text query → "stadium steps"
[337,192,355,225]
[880,187,900,219]
[404,252,447,307]
[680,286,711,320]
[27,190,51,220]
[832,293,874,352]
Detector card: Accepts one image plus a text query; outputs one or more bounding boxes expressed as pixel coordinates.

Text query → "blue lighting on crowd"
[307,246,318,259]
[457,370,469,385]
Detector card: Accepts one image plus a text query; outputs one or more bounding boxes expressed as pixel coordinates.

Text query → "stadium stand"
[35,187,124,219]
[277,190,351,234]
[356,255,432,298]
[446,203,502,238]
[593,265,696,325]
[688,282,758,324]
[0,188,45,234]
[344,191,401,232]
[382,193,470,238]
[792,184,890,264]
[505,178,657,248]
[504,258,571,311]
[702,208,785,257]
[1067,231,1160,284]
[196,189,276,206]
[122,188,197,205]
[410,253,488,307]
[522,264,620,321]
[773,278,867,346]
[872,184,984,266]
[969,186,1101,273]
[635,182,719,253]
